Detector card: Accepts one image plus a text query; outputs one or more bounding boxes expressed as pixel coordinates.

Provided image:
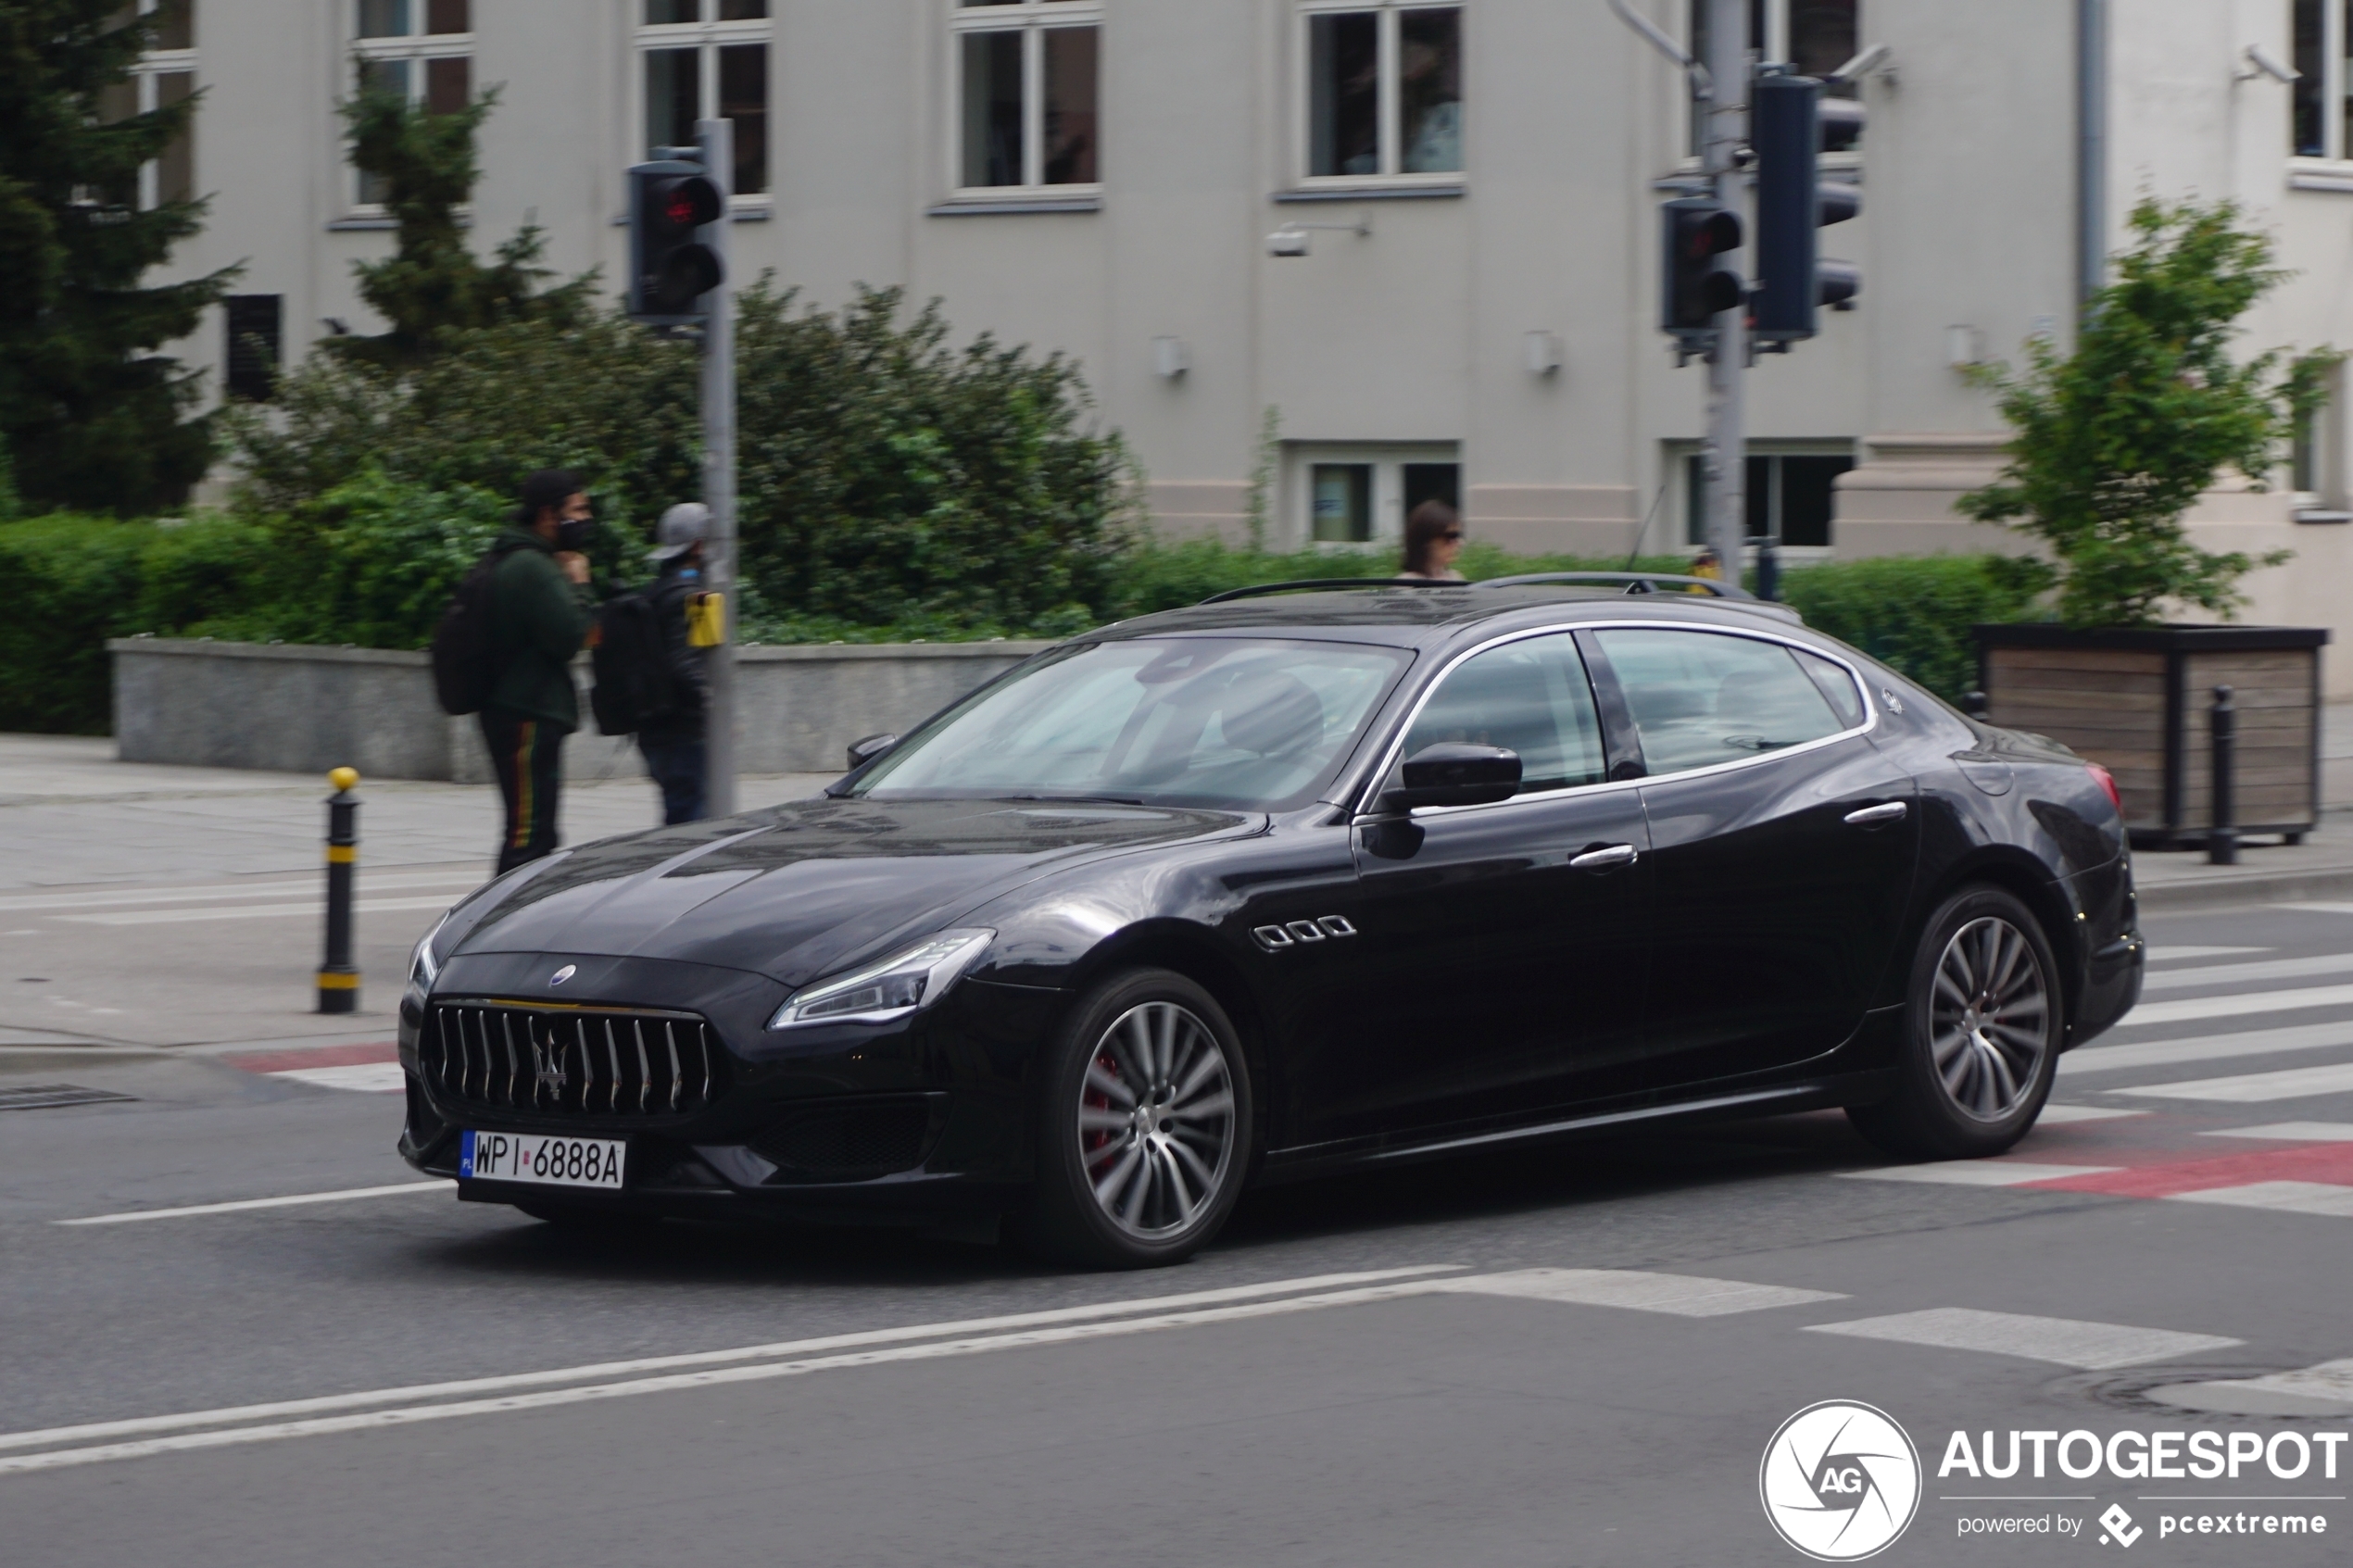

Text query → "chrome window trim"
[1350,619,1879,822]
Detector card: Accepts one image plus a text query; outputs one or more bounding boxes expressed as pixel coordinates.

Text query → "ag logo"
[1759,1400,1921,1561]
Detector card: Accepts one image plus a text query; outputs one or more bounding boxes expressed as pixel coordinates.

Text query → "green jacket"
[486,527,595,731]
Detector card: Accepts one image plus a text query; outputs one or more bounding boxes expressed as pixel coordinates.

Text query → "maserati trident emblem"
[548,963,576,986]
[532,1039,567,1098]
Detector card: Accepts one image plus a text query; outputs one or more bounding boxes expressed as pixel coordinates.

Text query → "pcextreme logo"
[1760,1400,1924,1561]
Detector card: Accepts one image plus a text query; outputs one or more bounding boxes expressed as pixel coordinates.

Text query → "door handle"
[1569,843,1639,872]
[1843,801,1909,828]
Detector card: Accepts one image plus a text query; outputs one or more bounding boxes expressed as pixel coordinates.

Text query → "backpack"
[588,587,679,736]
[429,540,527,717]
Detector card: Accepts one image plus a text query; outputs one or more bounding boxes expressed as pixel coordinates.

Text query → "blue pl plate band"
[459,1130,477,1179]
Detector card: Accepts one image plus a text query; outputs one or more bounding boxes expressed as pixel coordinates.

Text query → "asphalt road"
[8,898,2353,1566]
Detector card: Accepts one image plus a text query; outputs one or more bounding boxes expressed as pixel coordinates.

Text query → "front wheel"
[1017,969,1253,1269]
[1847,885,2060,1160]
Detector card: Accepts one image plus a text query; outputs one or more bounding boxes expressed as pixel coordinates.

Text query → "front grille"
[751,1095,941,1181]
[422,1002,724,1119]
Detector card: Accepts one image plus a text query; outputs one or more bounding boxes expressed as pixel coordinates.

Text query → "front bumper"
[396,958,1065,1222]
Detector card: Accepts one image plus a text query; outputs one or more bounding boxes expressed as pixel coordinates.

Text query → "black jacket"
[639,560,711,741]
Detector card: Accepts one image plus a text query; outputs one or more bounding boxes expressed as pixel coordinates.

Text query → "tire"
[1016,968,1254,1269]
[1847,884,2061,1160]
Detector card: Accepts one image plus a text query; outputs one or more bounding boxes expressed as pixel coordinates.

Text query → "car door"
[1581,626,1918,1087]
[1313,630,1653,1146]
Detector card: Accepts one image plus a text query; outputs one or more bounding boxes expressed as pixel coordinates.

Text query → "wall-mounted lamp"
[1151,336,1189,379]
[1524,331,1564,377]
[1830,42,1895,88]
[2237,44,2300,83]
[1266,214,1373,257]
[1946,324,1984,370]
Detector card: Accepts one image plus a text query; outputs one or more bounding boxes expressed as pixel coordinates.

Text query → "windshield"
[849,637,1412,809]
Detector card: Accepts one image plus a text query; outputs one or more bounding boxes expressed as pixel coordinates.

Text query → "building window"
[352,0,472,206]
[1301,1,1461,182]
[636,1,771,197]
[950,0,1101,193]
[223,295,283,402]
[1290,445,1459,547]
[1681,445,1854,549]
[1688,0,1857,153]
[2289,0,2353,159]
[98,1,196,209]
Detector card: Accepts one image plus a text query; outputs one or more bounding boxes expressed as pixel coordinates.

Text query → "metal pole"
[696,116,738,820]
[318,766,359,1013]
[2208,684,2238,866]
[1701,0,1749,587]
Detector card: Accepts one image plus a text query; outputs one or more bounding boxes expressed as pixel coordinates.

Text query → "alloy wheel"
[1929,915,2052,1122]
[1077,1000,1237,1239]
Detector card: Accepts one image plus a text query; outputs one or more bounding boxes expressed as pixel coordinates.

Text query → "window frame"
[2288,0,2353,173]
[1352,621,1879,820]
[1284,442,1461,550]
[1682,0,1863,169]
[945,0,1105,200]
[1294,0,1465,191]
[115,0,197,211]
[633,0,774,205]
[348,1,473,214]
[1671,438,1855,558]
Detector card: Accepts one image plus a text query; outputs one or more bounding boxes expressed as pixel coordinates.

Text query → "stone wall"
[109,638,1054,782]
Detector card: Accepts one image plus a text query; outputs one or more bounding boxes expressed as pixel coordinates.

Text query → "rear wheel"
[1017,969,1252,1269]
[1848,885,2059,1160]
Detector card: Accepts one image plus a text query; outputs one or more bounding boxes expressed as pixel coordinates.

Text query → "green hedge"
[1776,554,2053,702]
[0,515,177,734]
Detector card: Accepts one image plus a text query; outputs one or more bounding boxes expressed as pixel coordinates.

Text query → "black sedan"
[397,579,2143,1267]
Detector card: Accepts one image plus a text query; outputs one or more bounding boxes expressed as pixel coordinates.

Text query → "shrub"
[0,514,165,733]
[1778,554,2051,701]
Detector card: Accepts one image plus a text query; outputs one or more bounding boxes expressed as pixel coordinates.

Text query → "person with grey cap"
[637,502,715,824]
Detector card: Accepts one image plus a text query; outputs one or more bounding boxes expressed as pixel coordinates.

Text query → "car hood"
[443,797,1259,988]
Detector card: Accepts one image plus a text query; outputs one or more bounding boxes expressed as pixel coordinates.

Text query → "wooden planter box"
[1974,623,2328,848]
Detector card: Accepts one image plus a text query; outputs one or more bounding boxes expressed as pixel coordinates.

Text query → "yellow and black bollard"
[318,766,360,1013]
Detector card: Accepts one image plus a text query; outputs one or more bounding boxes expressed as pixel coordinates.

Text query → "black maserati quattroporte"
[398,577,2143,1266]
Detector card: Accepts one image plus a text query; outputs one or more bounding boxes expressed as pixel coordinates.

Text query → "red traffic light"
[652,175,723,235]
[1681,208,1742,261]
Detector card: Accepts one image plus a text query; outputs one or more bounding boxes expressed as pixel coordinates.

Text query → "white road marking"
[1805,1308,2241,1369]
[2060,1021,2353,1077]
[1836,1160,2119,1186]
[60,896,461,926]
[2111,983,2353,1029]
[2149,947,2271,963]
[2115,1061,2353,1103]
[57,1181,450,1225]
[2284,903,2353,916]
[267,1063,407,1093]
[2167,1181,2353,1217]
[0,873,479,914]
[2142,952,2353,991]
[2199,1122,2353,1141]
[2033,1104,2148,1124]
[1434,1268,1843,1316]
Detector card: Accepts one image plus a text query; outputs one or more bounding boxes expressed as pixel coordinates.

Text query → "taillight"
[2086,762,2121,812]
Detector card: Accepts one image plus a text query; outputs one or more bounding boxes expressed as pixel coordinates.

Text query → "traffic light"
[627,158,725,322]
[1661,197,1743,340]
[1752,73,1861,345]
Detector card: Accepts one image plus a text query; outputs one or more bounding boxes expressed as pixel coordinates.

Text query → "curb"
[0,1045,172,1077]
[2136,864,2353,912]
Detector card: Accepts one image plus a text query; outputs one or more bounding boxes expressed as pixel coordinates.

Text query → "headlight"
[768,929,994,1030]
[408,911,454,990]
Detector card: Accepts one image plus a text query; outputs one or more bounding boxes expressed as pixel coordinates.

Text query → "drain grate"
[0,1084,136,1112]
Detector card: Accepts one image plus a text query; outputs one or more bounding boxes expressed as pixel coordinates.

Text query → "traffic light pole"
[1699,0,1747,587]
[695,117,738,819]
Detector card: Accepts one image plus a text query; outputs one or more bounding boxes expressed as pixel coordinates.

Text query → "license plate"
[459,1130,626,1189]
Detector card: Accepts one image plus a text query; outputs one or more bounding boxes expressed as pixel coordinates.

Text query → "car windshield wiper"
[995,793,1150,806]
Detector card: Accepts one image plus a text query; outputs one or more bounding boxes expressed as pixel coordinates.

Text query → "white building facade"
[126,0,2353,667]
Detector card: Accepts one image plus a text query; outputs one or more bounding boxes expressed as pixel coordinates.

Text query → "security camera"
[1266,226,1311,257]
[2240,44,2301,84]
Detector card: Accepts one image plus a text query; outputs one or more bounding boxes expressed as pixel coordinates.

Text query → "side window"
[1396,634,1607,793]
[1592,630,1847,776]
[1793,646,1865,728]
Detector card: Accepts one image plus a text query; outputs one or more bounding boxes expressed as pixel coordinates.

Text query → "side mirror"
[1378,743,1521,813]
[846,733,899,771]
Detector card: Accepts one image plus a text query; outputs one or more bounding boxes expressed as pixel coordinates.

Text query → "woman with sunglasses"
[1397,499,1466,581]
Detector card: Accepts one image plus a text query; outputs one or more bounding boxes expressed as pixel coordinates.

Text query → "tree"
[326,77,587,367]
[1959,198,2339,627]
[0,0,237,513]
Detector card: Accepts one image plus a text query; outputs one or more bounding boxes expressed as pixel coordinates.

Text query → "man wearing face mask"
[482,468,597,872]
[635,502,714,824]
